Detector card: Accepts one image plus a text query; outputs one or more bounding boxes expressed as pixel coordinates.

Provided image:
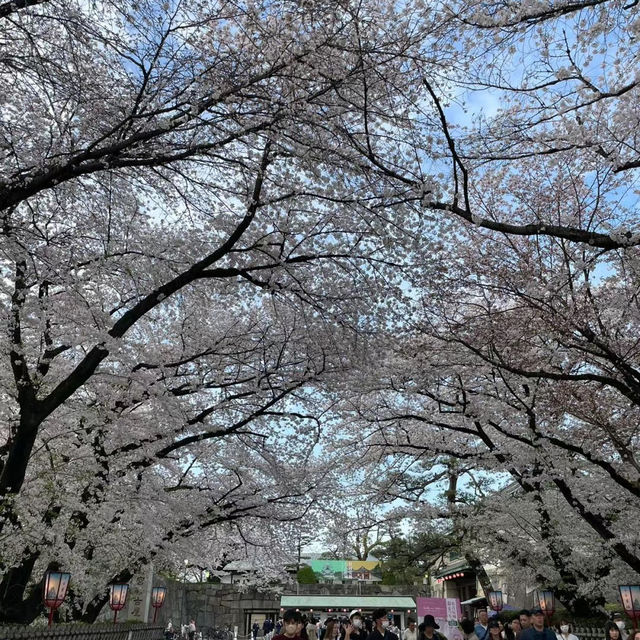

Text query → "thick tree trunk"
[78,568,134,623]
[465,554,494,597]
[0,412,41,499]
[0,556,48,624]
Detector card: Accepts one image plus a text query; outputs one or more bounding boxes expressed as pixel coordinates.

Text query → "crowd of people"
[164,618,198,640]
[264,607,640,640]
[164,606,639,640]
[265,608,406,640]
[461,608,640,640]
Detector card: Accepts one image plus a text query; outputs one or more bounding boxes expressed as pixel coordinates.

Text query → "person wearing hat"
[418,616,447,640]
[488,619,503,640]
[343,610,367,640]
[368,609,398,640]
[519,609,556,640]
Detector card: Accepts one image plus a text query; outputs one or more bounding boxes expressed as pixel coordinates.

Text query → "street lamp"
[151,586,167,623]
[109,583,129,624]
[43,571,71,627]
[538,590,555,623]
[619,585,640,630]
[488,591,504,613]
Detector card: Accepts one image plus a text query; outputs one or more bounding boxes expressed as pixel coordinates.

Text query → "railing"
[198,627,236,640]
[573,628,605,640]
[0,622,164,640]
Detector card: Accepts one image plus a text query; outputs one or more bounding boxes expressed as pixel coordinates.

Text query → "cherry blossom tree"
[0,0,435,623]
[4,0,640,625]
[320,0,640,615]
[337,0,640,250]
[320,502,401,561]
[339,169,640,613]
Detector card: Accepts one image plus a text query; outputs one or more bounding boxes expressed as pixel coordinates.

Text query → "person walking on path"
[273,610,304,640]
[605,623,622,640]
[508,620,523,640]
[475,611,489,640]
[387,616,400,639]
[307,618,318,640]
[612,614,629,640]
[519,613,531,633]
[343,611,367,640]
[461,619,479,640]
[487,619,502,640]
[265,619,275,640]
[555,619,579,640]
[403,619,418,640]
[325,619,341,640]
[418,616,447,640]
[368,609,399,640]
[519,609,555,640]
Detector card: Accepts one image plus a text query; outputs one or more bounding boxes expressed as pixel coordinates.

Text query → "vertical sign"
[416,598,463,640]
[127,564,154,622]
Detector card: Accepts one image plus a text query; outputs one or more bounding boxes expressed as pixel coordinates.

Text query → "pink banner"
[416,598,463,640]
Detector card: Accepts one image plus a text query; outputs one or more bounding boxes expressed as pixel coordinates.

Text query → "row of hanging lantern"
[487,589,554,617]
[43,571,167,626]
[41,574,640,629]
[486,590,555,620]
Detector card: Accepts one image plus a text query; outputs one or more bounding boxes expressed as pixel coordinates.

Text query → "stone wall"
[157,583,280,636]
[154,581,426,635]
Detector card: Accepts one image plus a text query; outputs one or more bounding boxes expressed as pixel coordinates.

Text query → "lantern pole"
[537,591,555,626]
[619,585,640,631]
[488,591,503,614]
[43,570,71,627]
[151,585,167,624]
[109,583,129,624]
